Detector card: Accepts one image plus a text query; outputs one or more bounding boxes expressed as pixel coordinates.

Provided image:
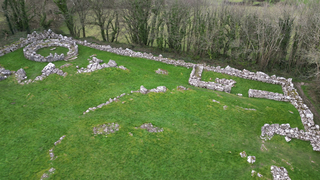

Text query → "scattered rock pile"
[40,168,55,180]
[248,89,290,102]
[41,62,66,77]
[261,123,320,151]
[41,135,65,179]
[16,63,67,85]
[271,166,291,180]
[83,93,126,115]
[93,123,120,135]
[140,123,164,133]
[131,85,167,94]
[77,57,126,73]
[188,65,235,93]
[155,68,168,75]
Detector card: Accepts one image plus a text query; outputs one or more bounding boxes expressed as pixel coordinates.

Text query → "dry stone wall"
[188,65,235,93]
[248,89,290,102]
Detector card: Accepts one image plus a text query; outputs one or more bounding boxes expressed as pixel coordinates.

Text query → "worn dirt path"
[294,82,320,125]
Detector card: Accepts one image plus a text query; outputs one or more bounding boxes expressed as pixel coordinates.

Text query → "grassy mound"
[0,45,319,179]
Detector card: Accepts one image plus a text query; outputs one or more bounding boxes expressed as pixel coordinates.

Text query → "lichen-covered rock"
[247,156,256,164]
[240,151,247,158]
[107,60,117,67]
[15,68,27,82]
[140,85,148,94]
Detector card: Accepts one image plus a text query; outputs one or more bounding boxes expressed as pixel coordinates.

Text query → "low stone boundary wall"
[248,89,290,102]
[188,65,235,93]
[261,123,320,151]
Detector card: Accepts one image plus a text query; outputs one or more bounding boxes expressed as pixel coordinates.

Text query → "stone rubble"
[132,85,167,94]
[40,168,55,180]
[155,68,168,75]
[93,123,120,135]
[188,65,235,93]
[77,57,126,73]
[83,93,126,115]
[270,166,291,180]
[140,123,164,133]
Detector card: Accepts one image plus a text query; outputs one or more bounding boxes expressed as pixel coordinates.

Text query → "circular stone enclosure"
[23,39,78,62]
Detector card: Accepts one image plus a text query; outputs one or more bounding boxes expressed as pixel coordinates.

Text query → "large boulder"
[107,60,117,67]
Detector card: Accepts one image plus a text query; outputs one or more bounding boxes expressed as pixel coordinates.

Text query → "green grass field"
[0,45,319,179]
[37,46,69,58]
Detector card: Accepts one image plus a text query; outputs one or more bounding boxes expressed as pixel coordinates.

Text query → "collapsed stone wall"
[261,123,320,151]
[248,89,290,102]
[188,65,235,93]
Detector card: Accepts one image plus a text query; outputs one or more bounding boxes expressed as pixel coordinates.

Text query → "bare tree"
[71,0,91,38]
[90,0,115,41]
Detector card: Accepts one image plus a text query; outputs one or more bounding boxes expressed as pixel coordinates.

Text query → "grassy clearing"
[37,46,69,58]
[0,45,319,179]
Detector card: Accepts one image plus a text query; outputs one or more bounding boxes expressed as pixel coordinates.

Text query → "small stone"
[247,156,256,164]
[223,105,228,110]
[177,86,187,90]
[240,151,247,158]
[285,136,291,142]
[140,85,148,94]
[251,170,256,177]
[212,99,220,103]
